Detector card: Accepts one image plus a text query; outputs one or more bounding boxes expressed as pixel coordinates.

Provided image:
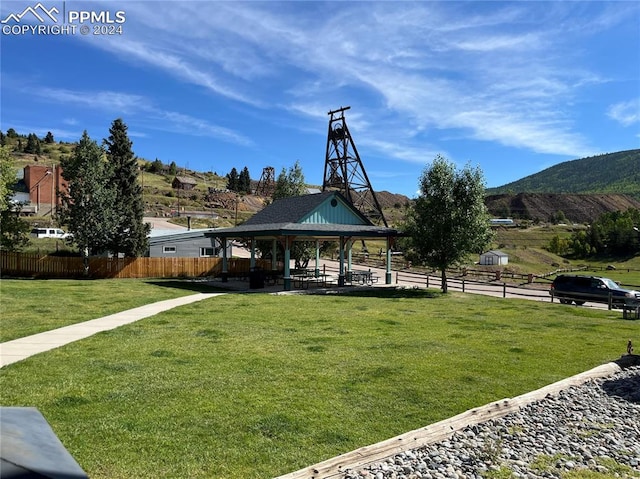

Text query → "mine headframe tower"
[255,166,275,197]
[322,106,388,227]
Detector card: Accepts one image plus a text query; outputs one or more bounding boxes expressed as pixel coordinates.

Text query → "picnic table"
[292,269,336,289]
[347,269,378,285]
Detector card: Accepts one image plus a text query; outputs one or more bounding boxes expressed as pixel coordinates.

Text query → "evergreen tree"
[226,167,239,191]
[0,146,30,251]
[6,128,17,138]
[239,166,251,193]
[0,132,6,147]
[59,131,117,274]
[44,131,55,144]
[169,161,178,175]
[148,158,164,173]
[103,118,150,257]
[402,155,493,293]
[24,133,41,154]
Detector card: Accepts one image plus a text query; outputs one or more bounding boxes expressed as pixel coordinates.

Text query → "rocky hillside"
[485,193,640,224]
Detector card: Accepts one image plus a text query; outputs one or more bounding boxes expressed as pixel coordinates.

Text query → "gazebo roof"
[206,191,401,240]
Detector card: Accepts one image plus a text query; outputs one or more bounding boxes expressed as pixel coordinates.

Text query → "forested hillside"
[488,150,640,197]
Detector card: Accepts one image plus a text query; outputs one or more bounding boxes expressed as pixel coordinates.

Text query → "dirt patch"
[485,193,640,224]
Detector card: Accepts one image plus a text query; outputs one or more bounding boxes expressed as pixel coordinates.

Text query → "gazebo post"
[284,236,292,291]
[221,237,229,282]
[250,238,256,269]
[338,236,345,286]
[315,239,320,277]
[347,238,353,281]
[271,239,278,271]
[385,236,392,284]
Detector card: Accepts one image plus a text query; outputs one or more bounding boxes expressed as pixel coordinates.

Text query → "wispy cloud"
[607,99,640,127]
[30,86,253,146]
[64,2,639,162]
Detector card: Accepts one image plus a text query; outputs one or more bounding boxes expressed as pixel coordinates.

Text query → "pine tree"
[59,131,117,274]
[239,166,251,193]
[24,133,41,154]
[103,118,150,257]
[226,167,239,192]
[44,131,55,144]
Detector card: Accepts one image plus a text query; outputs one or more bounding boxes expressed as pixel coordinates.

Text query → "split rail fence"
[0,252,271,280]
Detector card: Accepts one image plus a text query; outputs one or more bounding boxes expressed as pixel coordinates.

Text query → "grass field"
[0,279,218,342]
[1,285,638,478]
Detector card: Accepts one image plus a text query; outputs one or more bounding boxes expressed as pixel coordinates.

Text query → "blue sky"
[1,1,639,197]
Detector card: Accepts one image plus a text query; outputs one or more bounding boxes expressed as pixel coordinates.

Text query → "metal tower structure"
[323,106,388,227]
[255,166,275,197]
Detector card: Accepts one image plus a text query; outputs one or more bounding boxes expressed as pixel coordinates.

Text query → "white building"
[479,250,509,266]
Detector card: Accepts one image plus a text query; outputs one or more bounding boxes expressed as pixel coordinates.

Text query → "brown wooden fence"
[0,252,274,279]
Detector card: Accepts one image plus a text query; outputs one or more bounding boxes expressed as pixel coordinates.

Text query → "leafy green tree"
[103,118,150,257]
[268,160,313,268]
[169,161,178,176]
[0,146,30,251]
[547,235,569,255]
[402,155,493,293]
[226,167,239,192]
[6,128,17,138]
[273,160,306,199]
[59,131,117,274]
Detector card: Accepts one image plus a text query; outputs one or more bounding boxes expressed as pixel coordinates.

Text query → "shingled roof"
[243,191,370,226]
[207,191,400,240]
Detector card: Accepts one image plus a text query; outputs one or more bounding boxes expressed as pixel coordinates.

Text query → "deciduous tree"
[59,131,117,274]
[403,155,493,293]
[270,160,313,268]
[0,146,30,251]
[273,160,306,199]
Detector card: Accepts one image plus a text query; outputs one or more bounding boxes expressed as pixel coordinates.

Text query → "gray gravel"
[343,365,640,479]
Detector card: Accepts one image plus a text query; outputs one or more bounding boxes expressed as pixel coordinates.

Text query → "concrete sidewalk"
[0,293,224,368]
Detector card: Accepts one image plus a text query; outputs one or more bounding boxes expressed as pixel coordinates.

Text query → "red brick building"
[23,165,67,216]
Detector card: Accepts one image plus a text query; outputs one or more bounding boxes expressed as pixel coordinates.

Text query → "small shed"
[479,250,509,266]
[148,229,229,258]
[172,176,197,190]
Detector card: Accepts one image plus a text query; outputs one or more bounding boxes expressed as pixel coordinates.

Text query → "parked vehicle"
[30,228,71,239]
[549,274,640,308]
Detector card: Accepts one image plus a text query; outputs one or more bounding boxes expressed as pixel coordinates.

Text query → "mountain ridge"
[487,149,640,197]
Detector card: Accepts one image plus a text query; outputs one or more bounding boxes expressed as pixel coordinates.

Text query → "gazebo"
[205,191,402,290]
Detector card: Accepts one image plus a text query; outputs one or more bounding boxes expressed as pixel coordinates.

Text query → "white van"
[30,228,71,239]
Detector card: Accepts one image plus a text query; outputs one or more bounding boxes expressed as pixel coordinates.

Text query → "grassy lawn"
[1,287,638,478]
[0,279,220,342]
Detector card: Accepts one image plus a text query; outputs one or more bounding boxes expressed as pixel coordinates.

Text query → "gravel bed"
[344,365,640,479]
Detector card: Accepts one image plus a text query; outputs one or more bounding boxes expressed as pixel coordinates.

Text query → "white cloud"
[73,1,635,162]
[607,99,640,127]
[30,86,253,146]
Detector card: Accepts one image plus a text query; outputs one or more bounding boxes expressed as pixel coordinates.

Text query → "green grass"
[0,279,220,342]
[1,287,638,478]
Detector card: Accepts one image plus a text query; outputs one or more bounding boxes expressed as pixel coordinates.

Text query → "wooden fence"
[0,252,273,279]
